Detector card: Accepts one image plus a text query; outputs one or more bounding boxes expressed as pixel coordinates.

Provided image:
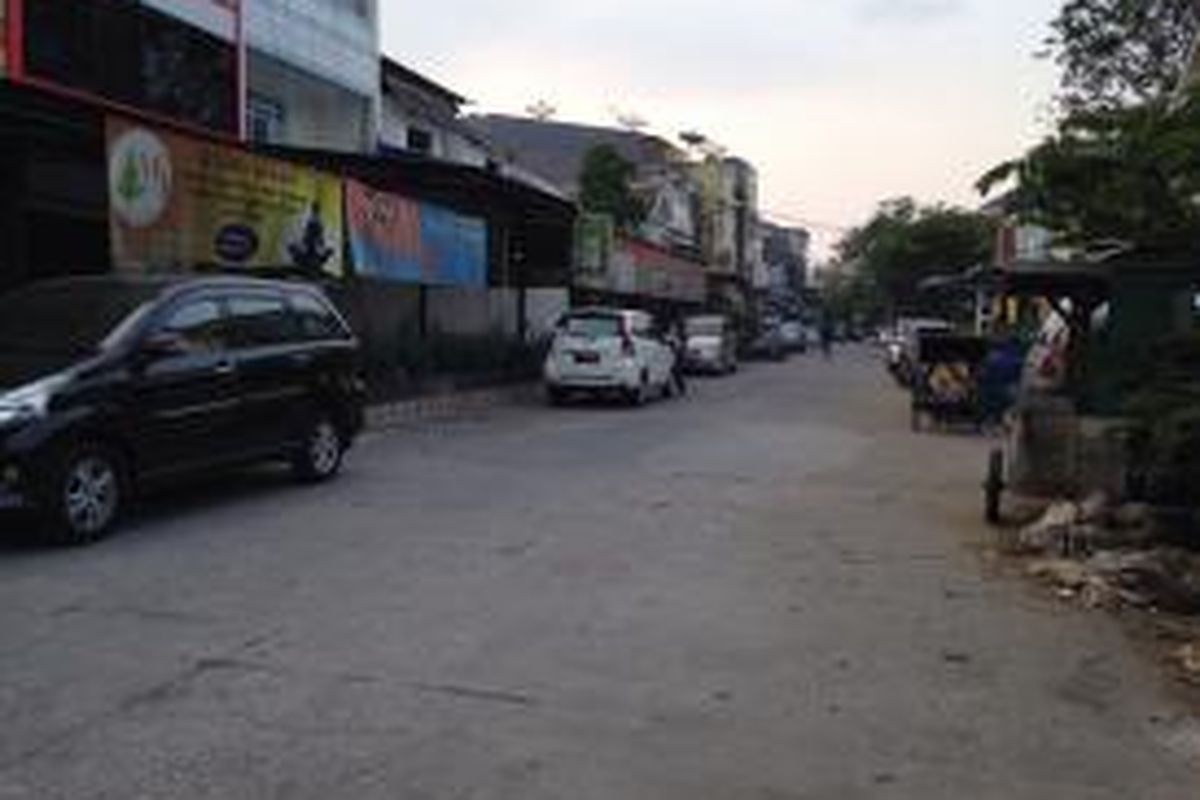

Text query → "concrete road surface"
[1,348,1197,798]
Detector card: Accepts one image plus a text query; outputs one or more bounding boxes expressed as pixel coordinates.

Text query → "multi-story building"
[692,156,761,313]
[473,115,702,253]
[761,222,811,294]
[10,0,243,135]
[472,114,708,308]
[0,0,247,289]
[245,0,379,152]
[378,57,491,166]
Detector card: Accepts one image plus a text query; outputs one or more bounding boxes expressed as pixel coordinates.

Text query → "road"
[0,348,1197,799]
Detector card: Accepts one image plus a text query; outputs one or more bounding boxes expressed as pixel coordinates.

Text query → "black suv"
[0,275,366,544]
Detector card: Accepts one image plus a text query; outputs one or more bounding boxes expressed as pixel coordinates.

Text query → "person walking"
[819,313,836,360]
[668,318,689,396]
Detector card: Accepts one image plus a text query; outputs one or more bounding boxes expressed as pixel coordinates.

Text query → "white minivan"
[544,308,678,405]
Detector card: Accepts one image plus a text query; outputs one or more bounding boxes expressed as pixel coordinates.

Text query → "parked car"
[683,314,738,374]
[544,308,678,405]
[745,321,788,362]
[0,275,366,545]
[779,319,808,353]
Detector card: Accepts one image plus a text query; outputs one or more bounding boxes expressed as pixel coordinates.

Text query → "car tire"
[42,442,126,546]
[292,410,346,483]
[546,385,568,406]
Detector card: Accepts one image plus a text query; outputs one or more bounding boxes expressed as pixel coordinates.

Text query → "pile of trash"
[1012,494,1200,615]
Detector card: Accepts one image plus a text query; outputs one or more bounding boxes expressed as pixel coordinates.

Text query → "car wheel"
[293,411,345,482]
[546,385,568,406]
[44,443,126,546]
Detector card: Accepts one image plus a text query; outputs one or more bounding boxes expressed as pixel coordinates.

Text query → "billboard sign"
[346,180,487,287]
[107,118,344,276]
[1,0,7,78]
[419,204,488,288]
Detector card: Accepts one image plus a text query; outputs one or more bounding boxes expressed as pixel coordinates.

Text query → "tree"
[834,198,995,319]
[1045,0,1198,111]
[978,91,1200,254]
[577,145,646,233]
[979,1,1200,255]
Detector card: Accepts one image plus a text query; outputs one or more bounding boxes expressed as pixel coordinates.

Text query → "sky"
[381,0,1061,259]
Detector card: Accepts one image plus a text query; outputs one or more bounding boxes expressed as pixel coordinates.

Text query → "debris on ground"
[1007,495,1200,614]
[1172,644,1200,684]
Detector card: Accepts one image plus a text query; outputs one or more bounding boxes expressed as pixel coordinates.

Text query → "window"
[563,314,622,339]
[160,300,228,354]
[25,0,238,134]
[248,93,286,144]
[407,127,434,156]
[226,295,297,348]
[290,292,349,341]
[629,313,654,337]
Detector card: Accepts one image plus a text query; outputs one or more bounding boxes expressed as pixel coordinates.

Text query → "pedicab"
[908,332,991,432]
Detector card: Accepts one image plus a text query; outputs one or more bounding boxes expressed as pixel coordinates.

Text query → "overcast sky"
[381,1,1060,258]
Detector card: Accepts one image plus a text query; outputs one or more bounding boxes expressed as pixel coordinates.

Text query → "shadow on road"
[0,464,310,556]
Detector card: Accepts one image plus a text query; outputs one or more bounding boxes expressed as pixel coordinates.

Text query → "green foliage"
[1123,333,1200,505]
[978,91,1200,253]
[578,145,646,233]
[833,198,995,318]
[1046,0,1198,112]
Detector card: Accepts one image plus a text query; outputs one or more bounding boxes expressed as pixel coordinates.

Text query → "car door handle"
[213,361,236,376]
[289,352,313,366]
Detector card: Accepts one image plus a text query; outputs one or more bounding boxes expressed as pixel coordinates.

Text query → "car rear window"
[686,318,724,336]
[564,315,623,338]
[290,291,350,341]
[226,294,298,348]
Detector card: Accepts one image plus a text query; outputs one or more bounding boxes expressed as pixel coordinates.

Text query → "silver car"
[683,315,738,374]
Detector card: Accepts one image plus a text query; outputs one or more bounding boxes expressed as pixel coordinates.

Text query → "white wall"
[380,98,490,167]
[246,0,380,100]
[249,51,373,152]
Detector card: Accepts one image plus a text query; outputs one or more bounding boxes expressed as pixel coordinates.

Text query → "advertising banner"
[622,240,707,303]
[346,180,487,288]
[575,213,614,274]
[346,181,422,282]
[0,0,7,78]
[419,203,488,288]
[107,118,344,277]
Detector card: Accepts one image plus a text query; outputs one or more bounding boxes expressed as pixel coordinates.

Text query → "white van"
[544,308,678,405]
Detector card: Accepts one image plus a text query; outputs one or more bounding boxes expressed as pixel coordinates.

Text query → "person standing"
[667,317,688,396]
[819,312,836,360]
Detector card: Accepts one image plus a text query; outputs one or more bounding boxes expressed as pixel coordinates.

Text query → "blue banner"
[419,204,488,288]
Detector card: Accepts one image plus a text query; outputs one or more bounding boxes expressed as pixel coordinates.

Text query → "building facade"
[0,0,251,290]
[378,58,491,167]
[245,0,379,152]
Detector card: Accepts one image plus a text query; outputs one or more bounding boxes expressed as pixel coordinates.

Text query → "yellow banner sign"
[107,118,344,277]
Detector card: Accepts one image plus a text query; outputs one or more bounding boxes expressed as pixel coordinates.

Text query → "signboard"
[419,204,488,288]
[572,236,706,303]
[575,213,614,274]
[346,180,487,287]
[107,118,344,276]
[0,0,7,78]
[624,240,707,303]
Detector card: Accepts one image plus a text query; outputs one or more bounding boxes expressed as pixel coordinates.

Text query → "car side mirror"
[139,331,188,361]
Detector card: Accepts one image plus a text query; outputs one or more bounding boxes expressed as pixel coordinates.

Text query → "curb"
[366,383,540,430]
